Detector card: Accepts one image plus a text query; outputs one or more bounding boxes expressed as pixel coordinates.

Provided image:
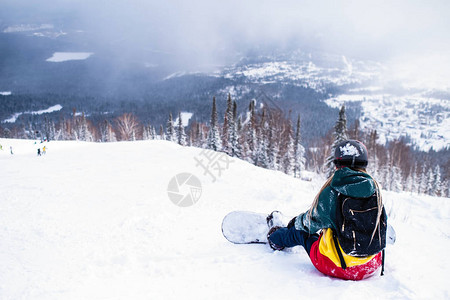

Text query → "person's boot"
[267,226,285,251]
[266,211,285,228]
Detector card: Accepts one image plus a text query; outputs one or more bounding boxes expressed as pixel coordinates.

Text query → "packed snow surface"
[46,52,93,62]
[0,139,449,299]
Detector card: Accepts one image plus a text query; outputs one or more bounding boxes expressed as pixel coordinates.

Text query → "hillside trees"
[1,93,448,197]
[115,113,140,141]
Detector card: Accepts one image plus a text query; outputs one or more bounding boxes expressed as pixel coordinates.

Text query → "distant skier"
[10,146,13,155]
[43,146,47,155]
[37,148,41,156]
[267,140,387,280]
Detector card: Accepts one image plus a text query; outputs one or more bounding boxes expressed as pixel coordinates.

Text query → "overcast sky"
[3,0,450,86]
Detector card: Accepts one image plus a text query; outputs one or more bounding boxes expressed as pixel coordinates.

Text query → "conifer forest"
[1,93,447,198]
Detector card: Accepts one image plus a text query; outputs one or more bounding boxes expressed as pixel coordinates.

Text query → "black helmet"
[333,140,368,168]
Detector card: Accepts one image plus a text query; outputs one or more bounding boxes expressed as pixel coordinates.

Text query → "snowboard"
[386,222,396,245]
[221,210,396,246]
[221,211,290,244]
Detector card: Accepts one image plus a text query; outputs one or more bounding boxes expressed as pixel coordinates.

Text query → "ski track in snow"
[2,105,63,123]
[46,52,93,62]
[0,139,449,299]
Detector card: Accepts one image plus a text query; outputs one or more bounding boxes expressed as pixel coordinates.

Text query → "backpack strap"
[332,230,347,270]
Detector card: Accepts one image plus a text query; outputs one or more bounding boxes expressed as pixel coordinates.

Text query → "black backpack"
[333,191,387,272]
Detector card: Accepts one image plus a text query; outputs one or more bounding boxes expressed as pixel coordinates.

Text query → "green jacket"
[294,167,377,233]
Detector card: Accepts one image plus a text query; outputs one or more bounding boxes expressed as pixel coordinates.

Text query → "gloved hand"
[287,217,296,229]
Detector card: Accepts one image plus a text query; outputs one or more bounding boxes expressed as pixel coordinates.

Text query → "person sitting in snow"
[267,140,386,281]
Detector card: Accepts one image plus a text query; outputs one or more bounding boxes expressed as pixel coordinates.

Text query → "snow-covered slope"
[0,139,449,299]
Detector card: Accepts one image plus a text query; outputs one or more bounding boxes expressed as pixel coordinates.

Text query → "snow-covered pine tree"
[293,114,306,178]
[246,100,257,163]
[444,180,450,198]
[254,109,269,168]
[71,117,79,140]
[426,167,435,196]
[276,129,287,173]
[390,165,403,192]
[283,133,295,176]
[419,164,428,194]
[237,115,249,160]
[187,123,195,146]
[281,119,295,175]
[406,164,418,194]
[166,113,176,142]
[27,123,36,140]
[99,120,108,142]
[176,112,187,146]
[207,97,221,151]
[43,116,56,141]
[194,123,205,148]
[159,125,165,141]
[50,121,56,141]
[433,165,442,196]
[326,105,348,178]
[349,119,362,141]
[229,101,241,158]
[57,119,69,141]
[237,114,243,134]
[405,170,414,194]
[100,120,116,142]
[378,161,390,191]
[222,93,233,154]
[79,113,93,142]
[267,126,279,170]
[143,124,152,140]
[54,120,63,140]
[151,126,157,140]
[366,130,379,178]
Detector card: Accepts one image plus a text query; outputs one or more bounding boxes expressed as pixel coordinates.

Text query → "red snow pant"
[308,233,382,281]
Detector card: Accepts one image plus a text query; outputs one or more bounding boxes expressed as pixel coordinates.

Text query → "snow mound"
[0,139,448,299]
